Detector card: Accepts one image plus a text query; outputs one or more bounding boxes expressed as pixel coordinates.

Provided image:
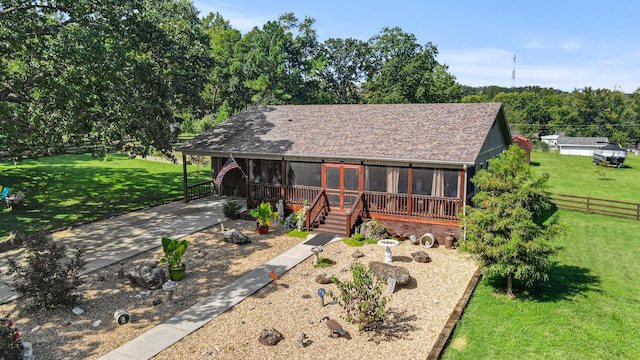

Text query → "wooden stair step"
[314,212,348,236]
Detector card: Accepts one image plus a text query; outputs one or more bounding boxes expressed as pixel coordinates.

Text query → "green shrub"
[343,235,378,247]
[223,199,243,220]
[352,233,365,241]
[5,232,87,309]
[312,257,335,268]
[328,259,388,331]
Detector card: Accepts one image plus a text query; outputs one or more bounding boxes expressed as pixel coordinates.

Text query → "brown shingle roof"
[177,103,506,165]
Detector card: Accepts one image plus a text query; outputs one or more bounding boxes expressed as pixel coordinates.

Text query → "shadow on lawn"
[0,156,187,239]
[486,263,601,302]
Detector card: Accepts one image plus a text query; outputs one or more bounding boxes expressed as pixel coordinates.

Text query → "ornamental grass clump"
[328,259,388,331]
[0,318,23,359]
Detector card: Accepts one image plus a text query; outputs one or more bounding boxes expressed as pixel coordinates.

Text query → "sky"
[191,0,640,93]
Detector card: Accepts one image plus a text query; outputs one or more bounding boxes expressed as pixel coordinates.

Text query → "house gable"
[475,107,512,165]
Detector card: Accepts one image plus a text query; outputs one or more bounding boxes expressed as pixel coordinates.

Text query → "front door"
[322,164,363,210]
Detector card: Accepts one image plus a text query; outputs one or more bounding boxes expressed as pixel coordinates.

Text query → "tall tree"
[0,0,211,157]
[316,37,369,104]
[239,13,318,105]
[364,27,460,103]
[201,12,242,116]
[460,145,564,296]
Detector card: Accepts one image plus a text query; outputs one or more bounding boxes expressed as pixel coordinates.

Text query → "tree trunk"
[506,273,514,297]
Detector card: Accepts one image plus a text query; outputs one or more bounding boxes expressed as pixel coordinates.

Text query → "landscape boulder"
[125,261,166,290]
[258,328,284,346]
[315,272,332,284]
[411,251,432,263]
[368,261,411,285]
[224,229,251,245]
[360,220,388,240]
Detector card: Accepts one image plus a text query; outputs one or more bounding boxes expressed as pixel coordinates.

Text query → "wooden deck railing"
[364,192,460,220]
[187,181,213,202]
[248,183,282,204]
[244,183,461,221]
[285,185,323,206]
[346,193,365,236]
[553,194,640,220]
[306,190,327,231]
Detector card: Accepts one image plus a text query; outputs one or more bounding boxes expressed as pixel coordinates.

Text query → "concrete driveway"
[0,196,241,303]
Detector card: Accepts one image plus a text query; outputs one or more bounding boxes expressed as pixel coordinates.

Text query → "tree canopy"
[1,0,211,157]
[459,145,565,296]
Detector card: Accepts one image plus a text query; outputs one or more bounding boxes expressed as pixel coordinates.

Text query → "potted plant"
[160,237,190,281]
[250,202,278,234]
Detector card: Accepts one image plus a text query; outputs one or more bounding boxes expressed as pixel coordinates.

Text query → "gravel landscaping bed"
[1,220,477,359]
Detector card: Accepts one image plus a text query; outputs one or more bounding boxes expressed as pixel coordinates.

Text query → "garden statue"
[276,199,284,225]
[296,207,307,231]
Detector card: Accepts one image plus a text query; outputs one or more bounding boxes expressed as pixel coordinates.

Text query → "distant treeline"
[459,85,640,146]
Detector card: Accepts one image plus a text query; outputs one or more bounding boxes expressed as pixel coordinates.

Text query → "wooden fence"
[552,194,640,221]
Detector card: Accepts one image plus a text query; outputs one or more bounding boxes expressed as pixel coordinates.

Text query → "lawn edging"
[426,268,482,360]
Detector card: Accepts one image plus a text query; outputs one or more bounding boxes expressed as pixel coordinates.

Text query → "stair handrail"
[306,189,327,231]
[345,192,365,237]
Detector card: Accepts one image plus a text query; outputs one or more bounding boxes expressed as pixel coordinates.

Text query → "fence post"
[637,204,640,221]
[586,197,590,213]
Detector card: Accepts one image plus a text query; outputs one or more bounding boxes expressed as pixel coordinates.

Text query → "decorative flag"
[214,157,239,186]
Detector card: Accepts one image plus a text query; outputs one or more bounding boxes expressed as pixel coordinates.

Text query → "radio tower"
[511,54,516,88]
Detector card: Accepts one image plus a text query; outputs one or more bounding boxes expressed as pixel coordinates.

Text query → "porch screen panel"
[365,166,386,192]
[250,159,282,184]
[326,167,340,189]
[443,169,459,197]
[344,168,359,190]
[365,166,408,193]
[210,156,246,197]
[412,168,434,195]
[287,162,321,186]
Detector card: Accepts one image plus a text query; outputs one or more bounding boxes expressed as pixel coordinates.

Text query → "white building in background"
[556,135,609,156]
[540,134,559,148]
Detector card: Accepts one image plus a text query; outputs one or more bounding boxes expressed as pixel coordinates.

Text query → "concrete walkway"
[99,241,321,359]
[0,196,235,303]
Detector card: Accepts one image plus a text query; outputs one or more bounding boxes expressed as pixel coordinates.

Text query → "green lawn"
[0,154,209,240]
[443,151,640,359]
[531,151,640,202]
[443,210,640,359]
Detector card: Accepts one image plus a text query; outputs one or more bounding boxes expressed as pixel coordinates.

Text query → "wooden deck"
[186,182,463,241]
